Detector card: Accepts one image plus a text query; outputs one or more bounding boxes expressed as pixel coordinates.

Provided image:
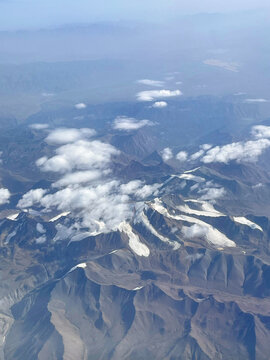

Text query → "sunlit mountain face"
[1,4,270,360]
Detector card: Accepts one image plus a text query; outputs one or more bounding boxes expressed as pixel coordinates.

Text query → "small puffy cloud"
[30,123,49,130]
[176,151,188,162]
[152,101,168,108]
[198,186,226,202]
[0,188,10,205]
[53,170,104,188]
[137,79,164,87]
[190,149,205,161]
[37,140,119,174]
[244,98,268,103]
[45,128,95,145]
[120,180,144,195]
[251,125,270,139]
[137,89,182,102]
[182,224,208,239]
[189,145,212,162]
[113,116,154,131]
[17,188,47,208]
[75,103,87,109]
[120,180,160,199]
[161,147,173,162]
[202,139,270,164]
[201,144,212,151]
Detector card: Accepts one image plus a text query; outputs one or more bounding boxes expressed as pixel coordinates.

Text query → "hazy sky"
[1,0,270,30]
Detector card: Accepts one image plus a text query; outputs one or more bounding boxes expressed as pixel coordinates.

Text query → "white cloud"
[190,149,205,161]
[120,180,160,199]
[18,128,161,239]
[152,101,168,108]
[244,98,268,103]
[18,188,47,208]
[176,151,188,162]
[251,125,270,139]
[113,116,154,131]
[182,223,208,239]
[0,188,10,205]
[36,140,119,173]
[75,103,87,109]
[161,147,173,162]
[201,144,212,151]
[19,179,159,236]
[137,89,182,102]
[189,145,212,162]
[202,139,270,164]
[52,170,105,188]
[45,128,95,145]
[30,123,49,130]
[198,186,226,202]
[137,79,164,87]
[203,59,239,72]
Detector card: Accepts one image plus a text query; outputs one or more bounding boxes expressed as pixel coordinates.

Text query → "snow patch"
[132,286,144,291]
[77,263,87,269]
[151,199,235,248]
[68,263,87,273]
[179,201,225,218]
[174,173,205,182]
[49,212,70,222]
[109,250,119,254]
[184,167,201,174]
[119,222,150,257]
[233,217,263,232]
[6,213,19,221]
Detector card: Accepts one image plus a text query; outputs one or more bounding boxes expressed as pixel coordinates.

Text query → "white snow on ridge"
[6,213,20,221]
[184,167,201,174]
[180,200,225,218]
[141,211,180,250]
[233,217,263,232]
[68,263,87,274]
[119,222,150,257]
[49,212,71,222]
[150,199,235,248]
[77,263,87,268]
[109,250,119,254]
[174,174,205,182]
[132,286,144,291]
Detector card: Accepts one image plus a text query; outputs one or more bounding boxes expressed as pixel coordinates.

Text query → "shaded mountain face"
[1,94,270,360]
